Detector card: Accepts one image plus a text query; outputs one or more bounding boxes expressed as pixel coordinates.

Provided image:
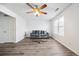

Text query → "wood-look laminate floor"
[0,38,77,56]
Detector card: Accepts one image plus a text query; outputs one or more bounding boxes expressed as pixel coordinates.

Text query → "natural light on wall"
[53,16,64,36]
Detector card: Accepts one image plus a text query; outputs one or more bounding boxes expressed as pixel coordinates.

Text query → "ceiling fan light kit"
[26,3,47,16]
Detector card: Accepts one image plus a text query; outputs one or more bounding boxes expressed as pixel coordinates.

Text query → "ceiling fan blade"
[26,3,34,9]
[40,4,47,9]
[40,11,47,14]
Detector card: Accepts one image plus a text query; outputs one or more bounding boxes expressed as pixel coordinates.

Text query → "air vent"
[4,14,9,16]
[55,8,59,11]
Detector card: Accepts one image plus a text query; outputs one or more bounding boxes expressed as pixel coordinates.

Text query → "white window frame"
[53,15,64,36]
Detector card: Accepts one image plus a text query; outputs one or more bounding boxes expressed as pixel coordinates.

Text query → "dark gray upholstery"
[30,30,49,39]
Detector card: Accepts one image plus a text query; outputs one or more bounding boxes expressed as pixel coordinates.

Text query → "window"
[53,16,64,36]
[58,16,64,36]
[53,19,59,34]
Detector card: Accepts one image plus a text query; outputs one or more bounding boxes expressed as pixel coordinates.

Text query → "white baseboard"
[52,36,79,56]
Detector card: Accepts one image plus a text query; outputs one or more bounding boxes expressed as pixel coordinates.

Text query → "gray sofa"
[30,30,49,39]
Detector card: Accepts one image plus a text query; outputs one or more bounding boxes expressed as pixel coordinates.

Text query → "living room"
[0,3,79,56]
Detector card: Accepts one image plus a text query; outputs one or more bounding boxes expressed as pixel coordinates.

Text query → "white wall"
[16,16,27,42]
[0,13,16,43]
[51,4,79,55]
[26,19,50,37]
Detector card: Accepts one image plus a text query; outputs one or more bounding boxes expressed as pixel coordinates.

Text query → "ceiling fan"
[26,3,47,16]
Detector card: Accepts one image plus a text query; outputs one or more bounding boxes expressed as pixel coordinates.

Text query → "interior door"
[0,21,9,42]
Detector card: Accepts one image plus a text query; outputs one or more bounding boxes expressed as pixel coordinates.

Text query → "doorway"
[0,12,16,43]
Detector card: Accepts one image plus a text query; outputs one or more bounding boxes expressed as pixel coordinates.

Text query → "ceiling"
[0,3,70,21]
